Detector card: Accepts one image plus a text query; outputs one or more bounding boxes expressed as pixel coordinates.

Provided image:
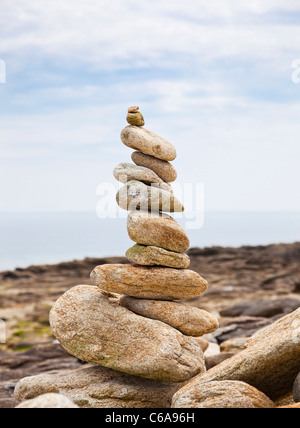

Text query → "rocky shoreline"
[1,242,300,407]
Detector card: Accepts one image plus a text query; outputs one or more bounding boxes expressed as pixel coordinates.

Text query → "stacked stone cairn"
[15,107,220,408]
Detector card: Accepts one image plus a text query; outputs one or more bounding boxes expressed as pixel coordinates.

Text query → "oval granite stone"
[49,285,205,383]
[119,296,219,337]
[126,244,191,269]
[117,181,183,213]
[121,126,176,161]
[132,151,177,183]
[90,264,208,300]
[113,163,172,193]
[127,211,190,253]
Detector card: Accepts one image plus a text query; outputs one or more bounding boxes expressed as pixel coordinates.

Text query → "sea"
[0,211,299,272]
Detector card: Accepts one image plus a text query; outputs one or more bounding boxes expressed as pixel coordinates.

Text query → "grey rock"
[220,298,300,318]
[294,372,300,403]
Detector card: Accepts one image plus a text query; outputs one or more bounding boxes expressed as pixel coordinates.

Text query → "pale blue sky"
[1,0,300,212]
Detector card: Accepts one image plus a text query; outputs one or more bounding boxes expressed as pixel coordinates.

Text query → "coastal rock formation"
[2,242,300,408]
[220,298,300,318]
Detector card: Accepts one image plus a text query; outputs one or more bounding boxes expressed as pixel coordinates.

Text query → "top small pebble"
[127,106,145,127]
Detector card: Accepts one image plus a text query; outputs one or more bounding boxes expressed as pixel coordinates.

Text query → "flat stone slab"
[50,286,206,382]
[171,308,300,401]
[91,265,208,300]
[132,151,177,183]
[127,211,190,253]
[117,180,184,212]
[126,244,190,269]
[121,126,176,161]
[120,296,219,337]
[15,365,183,408]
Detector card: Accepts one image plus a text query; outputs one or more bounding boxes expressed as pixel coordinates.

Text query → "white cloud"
[1,0,300,70]
[1,1,300,212]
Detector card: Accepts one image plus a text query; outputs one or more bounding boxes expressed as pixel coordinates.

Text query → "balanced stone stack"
[15,107,219,408]
[53,108,218,383]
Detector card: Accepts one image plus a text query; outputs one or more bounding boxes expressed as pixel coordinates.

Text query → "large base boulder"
[15,365,182,408]
[50,285,205,383]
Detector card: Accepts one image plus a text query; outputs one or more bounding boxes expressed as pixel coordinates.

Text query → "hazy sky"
[1,0,300,212]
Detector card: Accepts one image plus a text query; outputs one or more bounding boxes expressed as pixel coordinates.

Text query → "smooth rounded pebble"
[91,265,208,300]
[127,111,145,127]
[126,244,190,269]
[16,393,78,409]
[172,380,275,408]
[119,296,219,337]
[14,366,183,409]
[132,151,177,183]
[50,286,205,382]
[117,181,184,213]
[127,211,190,253]
[121,126,176,161]
[113,163,172,193]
